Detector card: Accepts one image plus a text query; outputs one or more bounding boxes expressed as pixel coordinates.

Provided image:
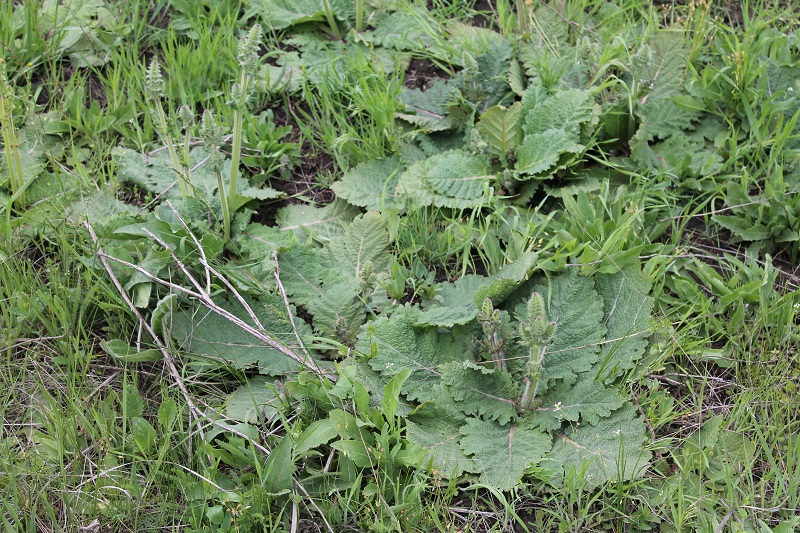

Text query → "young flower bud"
[237,24,262,74]
[177,105,194,131]
[526,292,546,326]
[145,59,166,101]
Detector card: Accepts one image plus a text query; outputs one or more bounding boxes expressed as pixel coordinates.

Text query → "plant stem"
[216,169,231,242]
[1,115,23,206]
[0,65,24,207]
[228,70,248,217]
[320,0,342,38]
[516,0,528,35]
[356,0,364,32]
[154,101,190,197]
[519,342,543,411]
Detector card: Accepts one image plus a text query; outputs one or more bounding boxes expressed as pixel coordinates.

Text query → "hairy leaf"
[441,362,517,425]
[476,103,522,155]
[515,130,583,178]
[418,274,487,327]
[522,88,597,138]
[460,418,552,491]
[534,379,627,431]
[307,282,365,341]
[525,271,605,392]
[397,150,493,208]
[276,199,361,242]
[278,245,333,308]
[473,251,540,306]
[237,223,292,280]
[594,267,653,381]
[226,377,284,424]
[170,295,313,375]
[397,79,456,132]
[547,404,651,489]
[326,211,391,283]
[406,388,475,479]
[249,0,328,30]
[331,158,405,212]
[358,307,473,403]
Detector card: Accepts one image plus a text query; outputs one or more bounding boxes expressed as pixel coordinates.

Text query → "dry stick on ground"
[157,202,334,380]
[88,222,337,533]
[90,223,335,381]
[273,251,313,362]
[85,222,207,450]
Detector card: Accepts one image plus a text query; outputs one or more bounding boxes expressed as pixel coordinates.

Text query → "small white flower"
[554,402,563,411]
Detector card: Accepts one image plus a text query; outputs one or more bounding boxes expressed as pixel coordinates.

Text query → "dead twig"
[85,222,207,451]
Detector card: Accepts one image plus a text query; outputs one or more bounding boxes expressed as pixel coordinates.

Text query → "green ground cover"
[1,0,799,531]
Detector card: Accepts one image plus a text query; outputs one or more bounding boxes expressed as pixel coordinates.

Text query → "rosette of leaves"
[354,265,655,491]
[274,211,392,344]
[626,31,724,179]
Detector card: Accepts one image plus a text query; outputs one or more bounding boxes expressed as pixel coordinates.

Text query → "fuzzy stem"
[154,101,190,197]
[228,69,247,218]
[1,119,23,205]
[320,0,342,38]
[519,342,542,411]
[182,125,192,184]
[355,0,364,32]
[216,169,231,242]
[0,93,24,206]
[516,0,528,35]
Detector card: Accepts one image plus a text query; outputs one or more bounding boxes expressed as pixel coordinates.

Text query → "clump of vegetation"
[1,0,799,531]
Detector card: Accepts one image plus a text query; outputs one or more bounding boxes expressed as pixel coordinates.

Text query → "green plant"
[200,110,232,242]
[145,58,193,197]
[296,46,402,171]
[0,60,23,208]
[226,24,262,224]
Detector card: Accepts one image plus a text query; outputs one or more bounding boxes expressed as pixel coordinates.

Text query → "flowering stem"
[519,342,544,411]
[228,70,247,212]
[0,61,24,207]
[320,0,342,38]
[216,169,231,242]
[516,0,528,34]
[154,101,189,197]
[355,0,364,32]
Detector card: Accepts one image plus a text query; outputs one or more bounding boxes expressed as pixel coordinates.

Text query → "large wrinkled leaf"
[515,130,582,178]
[249,0,328,30]
[236,223,292,280]
[307,281,365,341]
[277,245,334,308]
[460,418,552,491]
[440,362,517,425]
[397,79,456,132]
[546,404,651,489]
[276,199,361,242]
[418,274,487,327]
[331,158,405,212]
[226,377,284,424]
[594,267,653,381]
[326,211,391,282]
[533,378,627,432]
[396,150,493,208]
[357,307,473,403]
[406,388,475,479]
[522,88,597,138]
[527,271,606,392]
[170,295,313,376]
[473,251,540,306]
[476,103,522,156]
